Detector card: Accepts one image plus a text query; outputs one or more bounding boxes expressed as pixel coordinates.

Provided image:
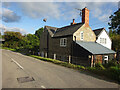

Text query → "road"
[2,49,119,88]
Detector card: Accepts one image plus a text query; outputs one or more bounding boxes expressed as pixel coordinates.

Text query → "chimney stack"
[82,7,89,27]
[71,19,76,25]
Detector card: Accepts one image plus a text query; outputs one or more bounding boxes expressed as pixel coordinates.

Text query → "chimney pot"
[71,19,76,25]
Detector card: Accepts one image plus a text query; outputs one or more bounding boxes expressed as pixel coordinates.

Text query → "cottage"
[93,28,112,49]
[39,7,116,67]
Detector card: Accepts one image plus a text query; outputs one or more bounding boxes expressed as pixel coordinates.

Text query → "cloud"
[2,2,11,8]
[98,9,112,21]
[64,2,116,22]
[17,2,60,19]
[4,2,117,23]
[0,24,27,35]
[1,8,21,23]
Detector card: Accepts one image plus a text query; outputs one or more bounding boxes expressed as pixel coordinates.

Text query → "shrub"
[103,60,117,68]
[95,62,105,70]
[107,66,120,82]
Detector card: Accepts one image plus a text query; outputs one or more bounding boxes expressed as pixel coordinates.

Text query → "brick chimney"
[82,7,89,27]
[71,19,76,25]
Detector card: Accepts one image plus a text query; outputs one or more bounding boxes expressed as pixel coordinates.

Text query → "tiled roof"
[76,41,116,55]
[45,26,57,37]
[93,28,104,36]
[45,23,83,37]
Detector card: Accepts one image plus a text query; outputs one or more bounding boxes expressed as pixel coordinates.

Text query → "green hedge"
[87,66,120,82]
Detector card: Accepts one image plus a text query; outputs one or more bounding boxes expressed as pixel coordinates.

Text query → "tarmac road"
[2,49,119,88]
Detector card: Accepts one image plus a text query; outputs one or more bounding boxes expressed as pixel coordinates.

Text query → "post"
[54,54,56,60]
[91,55,94,67]
[69,55,71,63]
[45,53,47,58]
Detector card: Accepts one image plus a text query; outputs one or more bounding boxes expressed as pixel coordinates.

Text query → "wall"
[39,27,48,57]
[48,35,73,58]
[73,24,96,42]
[96,30,112,49]
[72,42,92,66]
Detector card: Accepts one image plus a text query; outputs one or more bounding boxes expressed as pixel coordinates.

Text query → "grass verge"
[30,55,85,70]
[2,47,17,52]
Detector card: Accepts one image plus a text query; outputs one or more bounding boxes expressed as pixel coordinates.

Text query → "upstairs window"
[100,38,107,44]
[60,38,67,47]
[80,31,84,40]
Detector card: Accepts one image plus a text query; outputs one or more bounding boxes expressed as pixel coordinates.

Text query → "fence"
[45,53,90,66]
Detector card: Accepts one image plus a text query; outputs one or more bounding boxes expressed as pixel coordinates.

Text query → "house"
[93,28,112,49]
[39,7,116,67]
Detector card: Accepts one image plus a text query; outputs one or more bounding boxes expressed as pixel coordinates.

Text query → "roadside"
[2,47,120,84]
[2,49,119,88]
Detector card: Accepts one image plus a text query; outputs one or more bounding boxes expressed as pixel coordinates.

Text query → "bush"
[107,66,120,82]
[95,62,105,70]
[87,66,120,82]
[103,60,118,68]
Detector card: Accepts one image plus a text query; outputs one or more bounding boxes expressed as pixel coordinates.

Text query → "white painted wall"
[96,30,112,49]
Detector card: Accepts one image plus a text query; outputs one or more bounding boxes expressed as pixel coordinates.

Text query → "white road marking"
[41,85,46,88]
[11,58,24,70]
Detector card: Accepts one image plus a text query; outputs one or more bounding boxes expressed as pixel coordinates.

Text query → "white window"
[100,38,107,44]
[80,31,84,40]
[60,38,67,47]
[104,55,108,60]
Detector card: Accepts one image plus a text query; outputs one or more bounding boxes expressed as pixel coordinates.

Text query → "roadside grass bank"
[30,55,86,70]
[2,47,17,52]
[2,47,120,83]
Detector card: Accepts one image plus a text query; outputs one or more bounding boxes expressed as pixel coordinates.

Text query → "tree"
[3,31,23,48]
[2,31,40,55]
[0,32,1,39]
[109,29,116,37]
[111,35,120,51]
[35,27,43,39]
[4,31,23,41]
[25,34,39,54]
[108,9,120,34]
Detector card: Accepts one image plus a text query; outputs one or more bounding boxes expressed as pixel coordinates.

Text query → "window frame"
[100,38,107,44]
[80,31,84,40]
[60,38,67,47]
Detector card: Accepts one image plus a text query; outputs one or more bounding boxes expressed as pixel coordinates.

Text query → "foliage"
[3,32,23,49]
[0,32,1,39]
[2,31,40,54]
[111,34,120,51]
[108,9,120,34]
[103,60,118,68]
[107,66,120,82]
[35,27,43,39]
[30,55,85,70]
[25,34,39,54]
[95,62,105,70]
[4,31,23,41]
[2,47,16,52]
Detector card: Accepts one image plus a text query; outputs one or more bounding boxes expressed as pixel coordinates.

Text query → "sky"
[0,1,119,35]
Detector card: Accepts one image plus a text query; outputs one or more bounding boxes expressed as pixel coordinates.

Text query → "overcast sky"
[0,1,119,35]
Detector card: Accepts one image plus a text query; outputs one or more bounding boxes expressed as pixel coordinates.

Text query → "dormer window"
[60,38,67,47]
[80,31,84,40]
